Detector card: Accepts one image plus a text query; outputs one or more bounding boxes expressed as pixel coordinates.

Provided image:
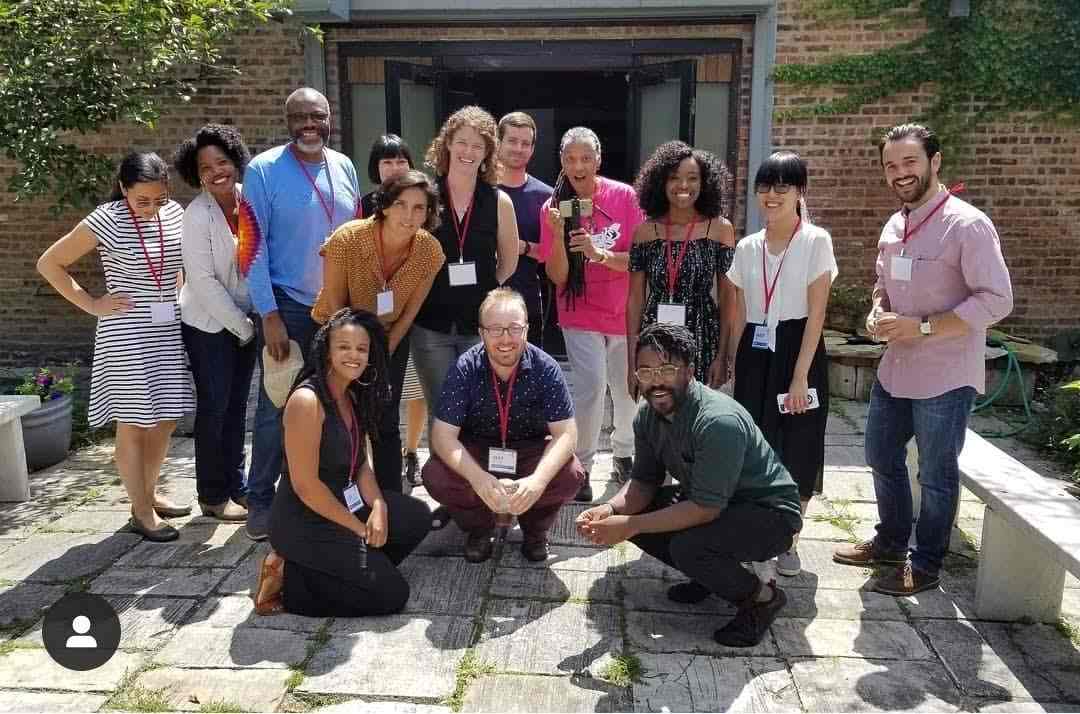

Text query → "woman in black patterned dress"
[628,141,736,393]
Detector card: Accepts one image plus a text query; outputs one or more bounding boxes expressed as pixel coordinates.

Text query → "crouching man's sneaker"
[872,561,941,596]
[713,581,787,647]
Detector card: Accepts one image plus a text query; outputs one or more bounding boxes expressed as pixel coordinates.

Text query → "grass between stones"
[810,497,860,542]
[1055,617,1080,648]
[0,639,40,657]
[197,700,246,713]
[828,400,862,432]
[284,693,354,712]
[444,648,496,712]
[286,620,333,692]
[104,668,172,712]
[598,652,642,687]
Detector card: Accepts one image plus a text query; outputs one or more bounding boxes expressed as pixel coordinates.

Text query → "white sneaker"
[776,548,801,577]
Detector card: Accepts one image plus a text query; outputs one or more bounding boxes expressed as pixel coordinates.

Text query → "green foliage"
[773,0,1080,143]
[12,367,74,401]
[0,0,291,212]
[444,649,496,712]
[1023,379,1080,482]
[827,283,873,333]
[599,652,644,687]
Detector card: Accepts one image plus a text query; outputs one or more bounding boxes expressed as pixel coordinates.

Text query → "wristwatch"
[919,317,933,336]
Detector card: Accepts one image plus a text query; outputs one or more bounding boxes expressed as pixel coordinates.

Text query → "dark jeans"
[372,331,411,494]
[248,290,319,513]
[629,487,798,607]
[182,322,256,505]
[865,382,976,575]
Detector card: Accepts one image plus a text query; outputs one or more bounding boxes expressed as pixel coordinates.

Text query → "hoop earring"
[354,366,377,387]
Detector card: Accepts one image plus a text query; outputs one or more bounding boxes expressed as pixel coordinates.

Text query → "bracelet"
[603,502,617,516]
[595,249,609,264]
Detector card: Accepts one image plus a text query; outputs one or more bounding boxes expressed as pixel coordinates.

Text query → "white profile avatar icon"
[65,615,97,649]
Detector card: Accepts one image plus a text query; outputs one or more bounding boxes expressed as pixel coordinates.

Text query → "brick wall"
[772,0,1080,341]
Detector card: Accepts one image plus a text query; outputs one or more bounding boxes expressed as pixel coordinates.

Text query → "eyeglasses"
[634,364,682,383]
[130,195,170,208]
[754,183,793,195]
[287,111,329,123]
[479,324,527,338]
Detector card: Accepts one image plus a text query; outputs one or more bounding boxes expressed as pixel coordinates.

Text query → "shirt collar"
[483,343,534,380]
[902,183,949,222]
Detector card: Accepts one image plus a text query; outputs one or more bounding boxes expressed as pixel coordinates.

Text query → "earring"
[355,366,377,387]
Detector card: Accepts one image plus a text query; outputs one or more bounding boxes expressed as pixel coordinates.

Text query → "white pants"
[562,328,636,471]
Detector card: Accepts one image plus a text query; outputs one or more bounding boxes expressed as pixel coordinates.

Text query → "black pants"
[628,487,798,607]
[181,323,256,505]
[282,491,430,617]
[372,331,411,494]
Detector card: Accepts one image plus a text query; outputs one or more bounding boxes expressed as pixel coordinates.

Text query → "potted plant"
[14,367,75,471]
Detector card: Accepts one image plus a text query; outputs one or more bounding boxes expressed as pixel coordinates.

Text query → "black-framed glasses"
[754,183,793,195]
[287,111,329,123]
[479,324,528,338]
[634,364,682,383]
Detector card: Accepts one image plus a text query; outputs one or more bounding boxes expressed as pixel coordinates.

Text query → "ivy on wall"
[773,0,1080,142]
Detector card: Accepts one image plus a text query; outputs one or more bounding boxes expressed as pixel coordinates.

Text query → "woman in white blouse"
[175,124,256,521]
[725,151,837,578]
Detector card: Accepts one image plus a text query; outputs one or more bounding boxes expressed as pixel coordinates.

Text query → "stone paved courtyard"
[1,398,1079,712]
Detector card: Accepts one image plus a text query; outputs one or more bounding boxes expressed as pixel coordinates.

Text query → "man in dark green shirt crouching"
[576,323,802,647]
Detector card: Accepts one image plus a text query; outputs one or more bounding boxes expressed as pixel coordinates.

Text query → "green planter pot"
[21,393,73,472]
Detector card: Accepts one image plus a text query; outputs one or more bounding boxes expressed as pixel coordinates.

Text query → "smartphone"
[777,387,819,414]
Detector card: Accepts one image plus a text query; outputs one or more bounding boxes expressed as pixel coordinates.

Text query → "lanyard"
[126,202,165,297]
[901,183,964,250]
[290,144,335,223]
[762,218,801,316]
[490,364,520,448]
[446,183,475,263]
[663,216,698,301]
[374,222,403,290]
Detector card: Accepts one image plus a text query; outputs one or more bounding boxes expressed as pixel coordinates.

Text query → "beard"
[891,166,933,205]
[294,127,329,154]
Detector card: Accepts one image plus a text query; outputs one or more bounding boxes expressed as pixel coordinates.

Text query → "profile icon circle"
[42,593,121,671]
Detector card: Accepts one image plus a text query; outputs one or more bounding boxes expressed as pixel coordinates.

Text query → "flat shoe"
[127,516,179,542]
[153,500,192,518]
[199,499,248,522]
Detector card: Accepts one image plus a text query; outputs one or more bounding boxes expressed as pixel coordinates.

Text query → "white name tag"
[488,447,518,475]
[343,483,364,513]
[752,324,770,350]
[657,302,686,327]
[891,256,913,282]
[150,302,175,324]
[376,289,394,316]
[448,261,478,287]
[777,387,820,414]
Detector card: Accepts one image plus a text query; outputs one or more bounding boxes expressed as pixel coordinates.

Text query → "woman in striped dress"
[37,152,195,542]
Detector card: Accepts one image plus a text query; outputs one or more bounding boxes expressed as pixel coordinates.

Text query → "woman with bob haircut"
[254,308,431,616]
[358,133,415,218]
[313,170,446,494]
[628,140,736,395]
[725,150,837,578]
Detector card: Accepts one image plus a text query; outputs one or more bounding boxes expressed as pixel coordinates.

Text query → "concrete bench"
[0,395,42,502]
[957,429,1080,622]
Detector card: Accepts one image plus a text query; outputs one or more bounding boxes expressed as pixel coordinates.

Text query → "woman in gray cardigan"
[174,124,256,521]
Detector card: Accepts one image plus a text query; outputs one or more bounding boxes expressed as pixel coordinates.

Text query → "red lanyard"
[126,202,165,295]
[290,145,336,223]
[490,364,519,448]
[663,216,698,300]
[373,223,401,289]
[902,183,964,247]
[762,218,801,316]
[446,183,474,262]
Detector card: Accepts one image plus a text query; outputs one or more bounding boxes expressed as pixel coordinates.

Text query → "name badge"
[752,324,770,350]
[150,302,175,324]
[657,302,686,327]
[343,483,364,513]
[891,256,913,282]
[376,289,394,316]
[448,261,478,287]
[488,447,518,475]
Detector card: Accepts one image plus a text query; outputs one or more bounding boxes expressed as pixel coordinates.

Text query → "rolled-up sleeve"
[952,218,1013,329]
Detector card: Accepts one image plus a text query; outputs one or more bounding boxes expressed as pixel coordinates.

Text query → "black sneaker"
[574,478,593,503]
[667,581,711,604]
[612,456,633,484]
[713,581,787,647]
[402,450,421,487]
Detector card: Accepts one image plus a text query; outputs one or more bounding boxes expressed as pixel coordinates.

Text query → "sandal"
[253,551,285,615]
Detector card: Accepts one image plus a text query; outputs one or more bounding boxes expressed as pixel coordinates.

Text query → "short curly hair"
[424,106,500,185]
[173,124,251,189]
[634,141,731,221]
[373,170,441,233]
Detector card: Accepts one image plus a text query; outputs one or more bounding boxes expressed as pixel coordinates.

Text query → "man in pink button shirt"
[833,123,1013,596]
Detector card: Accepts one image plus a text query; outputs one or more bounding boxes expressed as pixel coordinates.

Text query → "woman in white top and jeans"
[175,124,257,521]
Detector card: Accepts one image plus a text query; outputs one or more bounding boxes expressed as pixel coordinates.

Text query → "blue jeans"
[182,323,256,505]
[409,324,479,426]
[865,381,976,575]
[248,290,319,513]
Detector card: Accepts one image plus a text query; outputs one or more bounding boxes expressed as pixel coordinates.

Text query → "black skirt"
[733,317,828,499]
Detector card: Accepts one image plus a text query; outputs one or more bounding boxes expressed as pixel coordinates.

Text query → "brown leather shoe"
[464,529,494,563]
[872,561,941,596]
[833,539,907,567]
[199,499,248,522]
[521,536,550,563]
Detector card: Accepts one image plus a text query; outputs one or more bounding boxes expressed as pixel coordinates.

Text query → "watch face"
[920,320,932,334]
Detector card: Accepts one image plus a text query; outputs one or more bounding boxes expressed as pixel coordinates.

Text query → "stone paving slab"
[489,566,620,603]
[973,622,1080,701]
[625,610,777,657]
[462,673,630,712]
[788,656,964,712]
[398,555,493,616]
[133,666,292,712]
[412,521,467,557]
[191,595,326,633]
[0,692,109,711]
[154,625,310,669]
[772,617,932,660]
[301,615,473,700]
[214,542,270,596]
[21,595,196,651]
[309,702,452,714]
[0,646,146,691]
[782,586,906,621]
[776,540,876,589]
[632,653,799,713]
[37,507,138,533]
[966,701,1080,713]
[115,525,253,569]
[622,544,684,581]
[0,531,139,583]
[0,581,66,629]
[90,566,229,598]
[621,578,735,616]
[507,504,595,548]
[498,543,624,572]
[476,599,621,676]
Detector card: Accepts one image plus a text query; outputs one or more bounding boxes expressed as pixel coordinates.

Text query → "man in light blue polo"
[243,87,361,540]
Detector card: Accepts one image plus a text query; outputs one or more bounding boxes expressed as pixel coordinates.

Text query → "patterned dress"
[629,224,735,381]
